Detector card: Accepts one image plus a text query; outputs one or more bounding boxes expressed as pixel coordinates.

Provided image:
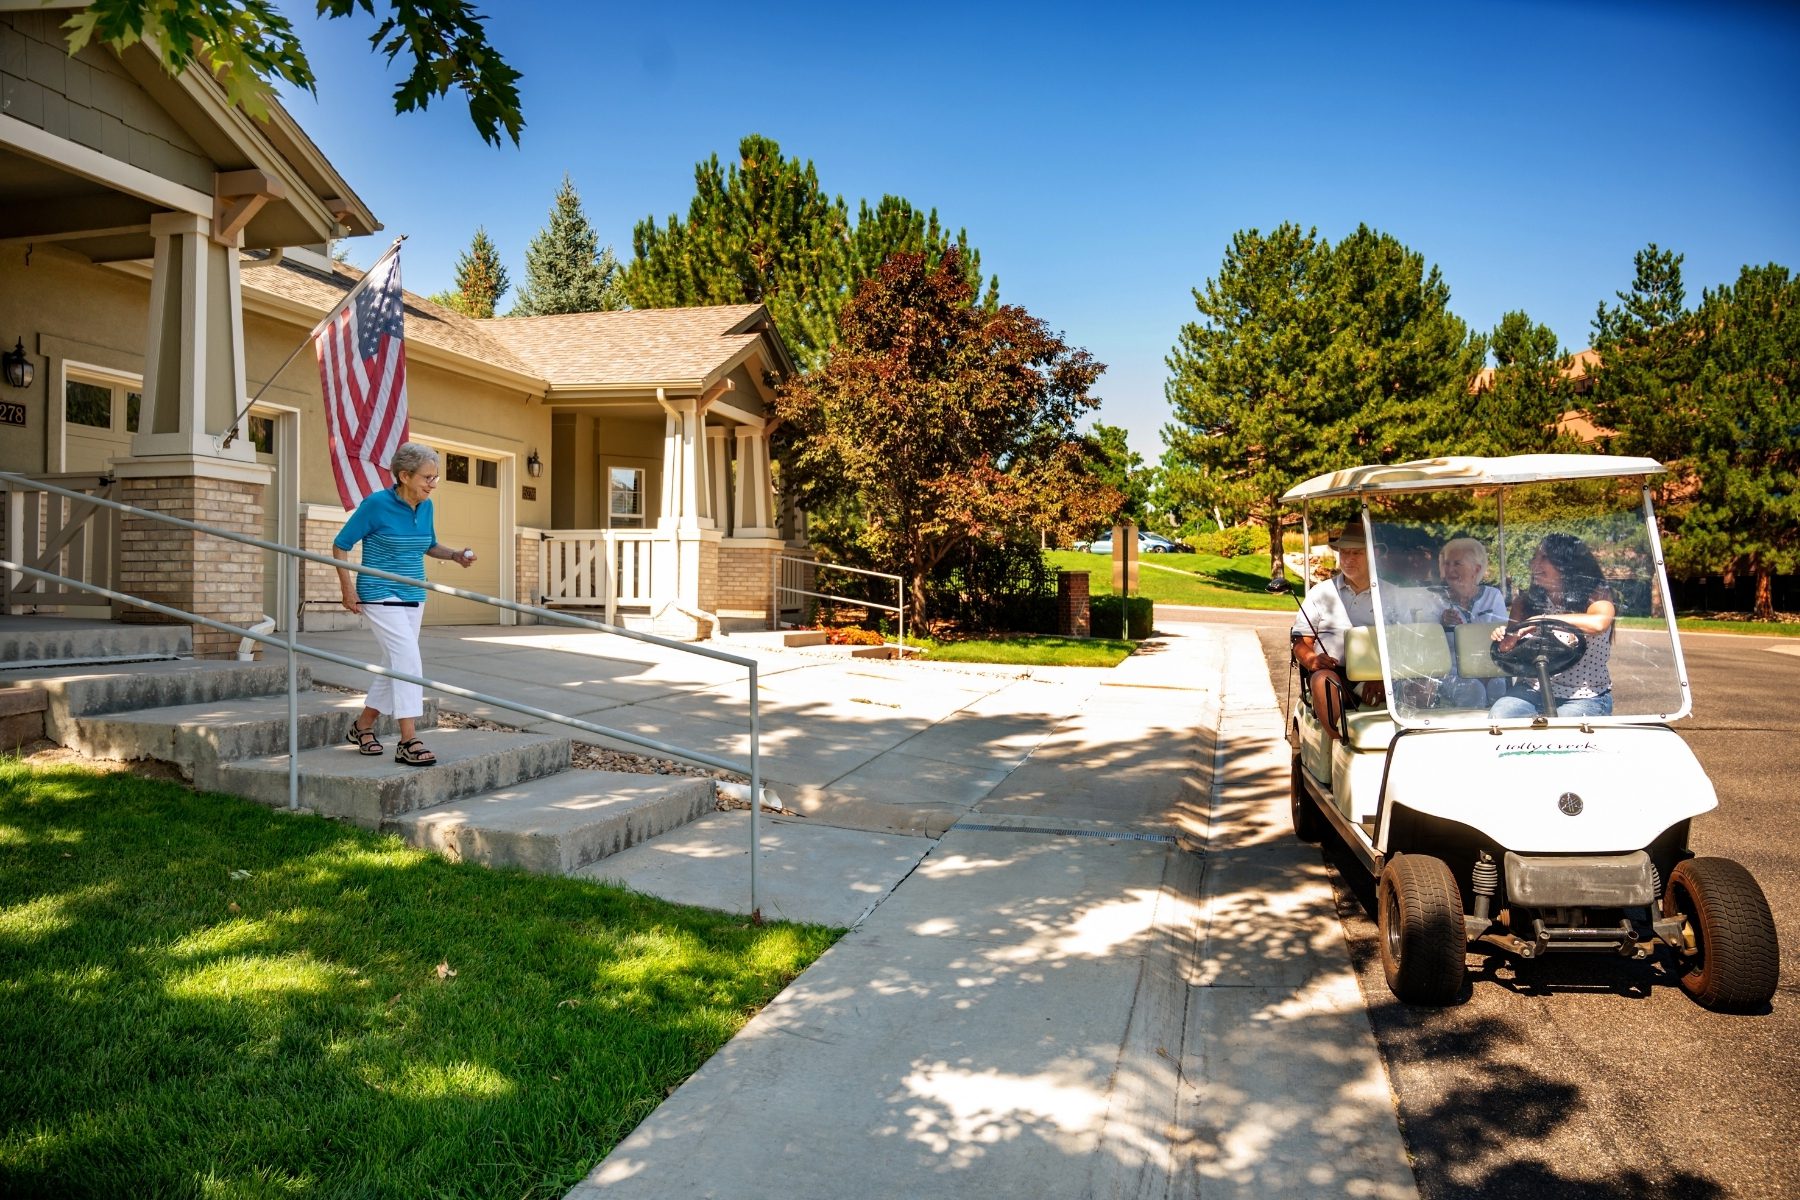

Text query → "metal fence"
[772,554,906,653]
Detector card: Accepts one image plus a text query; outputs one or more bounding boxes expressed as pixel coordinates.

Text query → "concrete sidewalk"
[563,622,1417,1199]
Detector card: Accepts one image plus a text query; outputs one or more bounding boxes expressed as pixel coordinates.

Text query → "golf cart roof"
[1281,453,1666,503]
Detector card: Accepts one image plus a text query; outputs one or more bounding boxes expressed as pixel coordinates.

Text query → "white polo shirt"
[1292,573,1379,661]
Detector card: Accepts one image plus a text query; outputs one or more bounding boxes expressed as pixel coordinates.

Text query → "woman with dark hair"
[1488,532,1616,719]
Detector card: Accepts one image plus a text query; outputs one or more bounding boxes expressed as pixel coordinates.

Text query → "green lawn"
[1621,614,1800,638]
[0,761,839,1198]
[1046,549,1299,611]
[914,633,1136,667]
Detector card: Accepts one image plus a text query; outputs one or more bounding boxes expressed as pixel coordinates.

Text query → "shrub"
[1091,594,1154,639]
[1213,525,1262,558]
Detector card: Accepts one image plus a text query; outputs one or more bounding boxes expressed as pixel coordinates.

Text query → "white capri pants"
[362,602,425,719]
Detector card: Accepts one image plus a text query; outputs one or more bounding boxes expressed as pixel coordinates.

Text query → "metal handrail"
[0,469,768,917]
[773,553,906,652]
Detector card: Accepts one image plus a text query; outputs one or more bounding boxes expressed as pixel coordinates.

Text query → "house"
[0,7,803,655]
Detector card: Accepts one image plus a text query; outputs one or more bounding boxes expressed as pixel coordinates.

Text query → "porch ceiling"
[0,144,163,261]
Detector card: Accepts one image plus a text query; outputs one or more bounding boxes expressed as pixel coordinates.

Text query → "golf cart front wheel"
[1662,857,1780,1012]
[1290,753,1324,843]
[1378,854,1467,1006]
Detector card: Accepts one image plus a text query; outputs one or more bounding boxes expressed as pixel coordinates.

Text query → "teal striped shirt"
[334,487,435,602]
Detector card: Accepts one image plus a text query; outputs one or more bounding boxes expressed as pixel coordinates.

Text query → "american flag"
[317,247,410,509]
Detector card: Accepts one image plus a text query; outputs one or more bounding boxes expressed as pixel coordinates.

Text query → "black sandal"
[394,738,437,767]
[347,722,383,756]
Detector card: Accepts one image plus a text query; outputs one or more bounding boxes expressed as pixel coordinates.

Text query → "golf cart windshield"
[1361,476,1687,728]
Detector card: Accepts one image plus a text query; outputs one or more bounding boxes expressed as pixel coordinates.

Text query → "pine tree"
[451,227,509,318]
[510,175,627,316]
[1590,250,1799,619]
[849,196,998,307]
[624,135,851,369]
[1466,311,1582,455]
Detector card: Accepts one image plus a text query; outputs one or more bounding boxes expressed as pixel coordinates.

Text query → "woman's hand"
[456,548,476,569]
[341,591,362,614]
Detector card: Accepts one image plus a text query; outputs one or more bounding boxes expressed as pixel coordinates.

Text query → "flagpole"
[220,234,407,450]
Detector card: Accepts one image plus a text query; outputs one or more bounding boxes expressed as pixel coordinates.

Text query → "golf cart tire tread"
[1663,857,1780,1012]
[1378,854,1467,1006]
[1291,754,1324,843]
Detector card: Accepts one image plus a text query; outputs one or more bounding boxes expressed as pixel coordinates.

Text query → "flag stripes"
[318,248,410,510]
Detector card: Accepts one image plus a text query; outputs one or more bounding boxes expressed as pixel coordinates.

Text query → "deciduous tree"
[511,176,626,316]
[775,251,1116,620]
[1086,422,1151,527]
[64,0,523,145]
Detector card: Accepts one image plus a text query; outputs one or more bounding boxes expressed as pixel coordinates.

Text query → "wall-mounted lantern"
[2,338,31,389]
[526,449,542,478]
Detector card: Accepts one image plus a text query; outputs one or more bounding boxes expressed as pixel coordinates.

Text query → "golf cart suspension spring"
[1649,861,1662,899]
[1472,854,1499,898]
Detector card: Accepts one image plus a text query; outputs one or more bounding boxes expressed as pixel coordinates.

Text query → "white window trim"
[56,361,144,472]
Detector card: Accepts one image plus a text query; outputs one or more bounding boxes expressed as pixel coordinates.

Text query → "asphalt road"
[1164,607,1800,1200]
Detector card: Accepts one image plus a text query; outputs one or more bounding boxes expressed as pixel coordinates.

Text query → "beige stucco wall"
[552,410,664,529]
[1,12,213,192]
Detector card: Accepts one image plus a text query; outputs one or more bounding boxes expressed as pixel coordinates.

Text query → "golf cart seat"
[1338,624,1455,750]
[1453,621,1509,678]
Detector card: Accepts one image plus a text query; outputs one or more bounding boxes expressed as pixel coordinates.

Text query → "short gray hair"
[1440,537,1488,572]
[389,442,439,476]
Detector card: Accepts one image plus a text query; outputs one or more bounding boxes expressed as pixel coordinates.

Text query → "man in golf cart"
[1291,523,1389,739]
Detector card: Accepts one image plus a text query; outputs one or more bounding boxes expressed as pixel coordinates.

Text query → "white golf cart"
[1282,454,1779,1011]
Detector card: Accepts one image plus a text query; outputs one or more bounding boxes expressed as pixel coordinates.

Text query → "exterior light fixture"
[526,449,542,478]
[2,338,30,389]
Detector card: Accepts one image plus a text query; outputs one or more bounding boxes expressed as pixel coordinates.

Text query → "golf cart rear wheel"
[1662,857,1780,1012]
[1291,754,1323,843]
[1377,854,1467,1006]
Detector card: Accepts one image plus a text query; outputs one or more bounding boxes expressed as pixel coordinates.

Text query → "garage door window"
[66,378,143,432]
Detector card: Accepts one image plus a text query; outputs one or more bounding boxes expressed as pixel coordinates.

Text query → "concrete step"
[72,692,440,784]
[0,659,314,740]
[212,727,572,827]
[0,618,190,668]
[385,770,717,875]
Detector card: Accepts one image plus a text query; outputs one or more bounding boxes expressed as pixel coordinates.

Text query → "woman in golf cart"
[1488,532,1616,719]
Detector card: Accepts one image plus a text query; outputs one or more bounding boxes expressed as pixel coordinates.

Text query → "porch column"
[110,210,267,657]
[132,212,257,463]
[656,395,706,532]
[707,427,731,535]
[733,428,779,539]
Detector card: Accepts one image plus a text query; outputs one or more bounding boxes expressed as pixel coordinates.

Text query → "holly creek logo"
[1496,739,1602,758]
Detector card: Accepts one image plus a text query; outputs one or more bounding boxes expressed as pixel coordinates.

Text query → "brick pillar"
[1057,570,1090,638]
[114,463,269,659]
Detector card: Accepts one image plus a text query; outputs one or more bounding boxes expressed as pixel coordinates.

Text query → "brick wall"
[117,475,264,659]
[515,531,542,610]
[1056,570,1090,638]
[697,537,719,615]
[717,542,787,619]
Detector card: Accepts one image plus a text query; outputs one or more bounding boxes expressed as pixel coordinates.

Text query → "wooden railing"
[2,474,117,614]
[540,530,660,624]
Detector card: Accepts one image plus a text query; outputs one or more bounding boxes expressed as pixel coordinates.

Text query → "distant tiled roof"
[480,305,773,388]
[243,256,538,378]
[1469,347,1603,395]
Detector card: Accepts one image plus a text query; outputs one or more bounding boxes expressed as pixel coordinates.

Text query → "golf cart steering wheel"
[1489,618,1587,677]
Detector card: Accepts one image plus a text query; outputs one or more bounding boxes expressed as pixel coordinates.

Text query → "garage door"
[420,444,503,624]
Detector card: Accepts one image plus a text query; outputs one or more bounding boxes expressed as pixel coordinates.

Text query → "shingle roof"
[242,261,781,391]
[479,305,773,388]
[242,256,538,378]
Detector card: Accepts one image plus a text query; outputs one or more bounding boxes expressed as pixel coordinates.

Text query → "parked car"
[1080,531,1190,554]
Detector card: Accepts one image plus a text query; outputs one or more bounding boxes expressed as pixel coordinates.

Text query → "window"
[249,415,274,454]
[609,467,644,528]
[66,381,112,428]
[476,459,498,488]
[445,453,470,484]
[126,392,142,433]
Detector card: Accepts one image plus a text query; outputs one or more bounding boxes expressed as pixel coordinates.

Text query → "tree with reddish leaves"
[775,251,1118,623]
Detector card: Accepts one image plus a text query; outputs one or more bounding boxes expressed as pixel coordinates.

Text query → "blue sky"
[279,0,1800,462]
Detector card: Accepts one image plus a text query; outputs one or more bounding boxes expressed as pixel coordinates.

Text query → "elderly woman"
[1488,532,1616,720]
[332,442,477,767]
[1430,537,1509,707]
